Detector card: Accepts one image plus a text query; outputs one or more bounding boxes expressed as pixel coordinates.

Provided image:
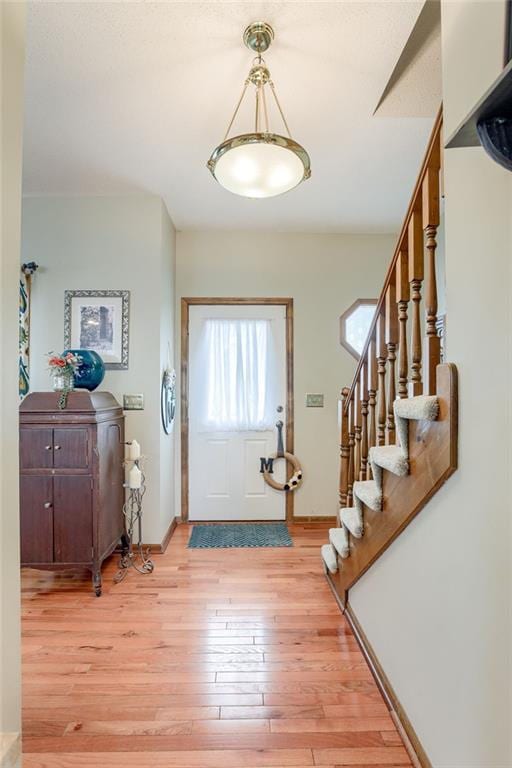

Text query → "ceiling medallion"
[207,21,311,199]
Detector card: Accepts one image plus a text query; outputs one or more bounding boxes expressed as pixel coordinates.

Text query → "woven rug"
[188,523,292,549]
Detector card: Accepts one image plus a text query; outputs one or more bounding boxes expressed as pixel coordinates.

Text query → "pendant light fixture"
[207,22,311,199]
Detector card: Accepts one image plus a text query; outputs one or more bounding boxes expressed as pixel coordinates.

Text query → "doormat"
[188,523,293,549]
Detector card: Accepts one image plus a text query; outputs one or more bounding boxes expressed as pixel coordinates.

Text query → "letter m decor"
[260,457,274,474]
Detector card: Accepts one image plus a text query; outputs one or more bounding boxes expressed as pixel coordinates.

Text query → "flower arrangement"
[47,352,81,409]
[48,351,81,374]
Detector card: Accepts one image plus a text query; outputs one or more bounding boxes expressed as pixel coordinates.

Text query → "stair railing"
[339,109,443,509]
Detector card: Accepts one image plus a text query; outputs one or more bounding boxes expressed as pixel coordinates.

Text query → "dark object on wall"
[506,0,512,64]
[63,349,106,391]
[476,117,512,171]
[446,55,512,173]
[19,391,127,596]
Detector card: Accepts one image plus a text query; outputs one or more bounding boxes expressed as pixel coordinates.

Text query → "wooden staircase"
[323,109,458,608]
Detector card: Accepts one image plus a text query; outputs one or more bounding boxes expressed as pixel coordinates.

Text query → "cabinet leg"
[92,568,102,597]
[120,532,130,556]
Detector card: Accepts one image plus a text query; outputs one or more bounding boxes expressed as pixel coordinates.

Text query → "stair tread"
[369,445,409,477]
[329,527,350,558]
[394,394,439,421]
[321,543,338,574]
[340,507,363,538]
[353,479,382,512]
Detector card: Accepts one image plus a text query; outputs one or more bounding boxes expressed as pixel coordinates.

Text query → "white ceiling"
[23,1,437,233]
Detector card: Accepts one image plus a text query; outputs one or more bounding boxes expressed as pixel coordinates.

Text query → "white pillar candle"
[129,439,141,460]
[129,464,142,489]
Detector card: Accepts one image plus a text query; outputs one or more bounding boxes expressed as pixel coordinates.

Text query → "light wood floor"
[21,522,412,767]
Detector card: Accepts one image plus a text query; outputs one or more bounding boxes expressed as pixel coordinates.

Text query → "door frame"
[181,297,294,522]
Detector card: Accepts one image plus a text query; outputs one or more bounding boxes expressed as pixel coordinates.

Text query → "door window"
[198,318,277,431]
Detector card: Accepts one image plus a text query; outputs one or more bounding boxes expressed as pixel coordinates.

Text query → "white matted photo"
[64,290,130,369]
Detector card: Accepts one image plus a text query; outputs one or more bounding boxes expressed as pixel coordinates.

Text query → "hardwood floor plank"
[21,523,411,767]
[23,749,315,767]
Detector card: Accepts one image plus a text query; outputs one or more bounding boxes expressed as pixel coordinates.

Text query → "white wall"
[0,2,25,763]
[350,2,512,765]
[22,196,176,545]
[176,231,393,518]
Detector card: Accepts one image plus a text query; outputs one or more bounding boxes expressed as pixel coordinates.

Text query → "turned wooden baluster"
[367,336,378,479]
[423,135,441,395]
[339,387,350,508]
[347,396,355,506]
[359,362,369,480]
[376,312,387,446]
[408,208,424,395]
[396,248,410,398]
[354,381,362,482]
[385,278,398,444]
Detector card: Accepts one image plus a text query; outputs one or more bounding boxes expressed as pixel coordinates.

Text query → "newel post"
[423,134,441,396]
[339,387,350,508]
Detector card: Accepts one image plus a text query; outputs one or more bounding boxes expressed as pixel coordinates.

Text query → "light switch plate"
[306,393,324,408]
[123,394,144,410]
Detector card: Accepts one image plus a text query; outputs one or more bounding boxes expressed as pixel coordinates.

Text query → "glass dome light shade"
[208,133,311,198]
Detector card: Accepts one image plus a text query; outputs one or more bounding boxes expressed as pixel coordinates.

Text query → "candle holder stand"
[114,457,154,583]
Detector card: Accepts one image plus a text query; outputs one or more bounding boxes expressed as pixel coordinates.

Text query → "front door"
[188,303,287,521]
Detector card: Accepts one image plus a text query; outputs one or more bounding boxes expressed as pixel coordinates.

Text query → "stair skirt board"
[321,543,338,573]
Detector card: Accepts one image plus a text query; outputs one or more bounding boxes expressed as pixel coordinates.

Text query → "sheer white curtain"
[197,318,277,432]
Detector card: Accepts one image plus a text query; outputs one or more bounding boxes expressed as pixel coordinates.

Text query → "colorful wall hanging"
[19,262,39,398]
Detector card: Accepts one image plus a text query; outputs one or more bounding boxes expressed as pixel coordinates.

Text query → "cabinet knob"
[54,445,61,450]
[44,445,52,451]
[43,502,52,509]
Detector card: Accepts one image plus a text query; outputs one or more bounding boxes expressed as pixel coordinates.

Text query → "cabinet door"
[20,428,54,469]
[20,476,53,564]
[53,475,93,564]
[53,428,90,470]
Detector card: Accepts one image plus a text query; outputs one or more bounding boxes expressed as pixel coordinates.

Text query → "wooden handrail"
[343,107,443,413]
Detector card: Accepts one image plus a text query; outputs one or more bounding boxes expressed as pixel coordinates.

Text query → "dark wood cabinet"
[19,391,126,595]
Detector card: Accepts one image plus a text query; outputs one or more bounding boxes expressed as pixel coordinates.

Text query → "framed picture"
[64,290,130,369]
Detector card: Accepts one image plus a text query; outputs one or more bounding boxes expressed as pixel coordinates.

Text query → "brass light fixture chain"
[223,78,250,141]
[269,80,292,139]
[261,80,270,133]
[255,85,260,132]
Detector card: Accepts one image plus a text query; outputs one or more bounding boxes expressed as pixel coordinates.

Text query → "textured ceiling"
[23,1,437,232]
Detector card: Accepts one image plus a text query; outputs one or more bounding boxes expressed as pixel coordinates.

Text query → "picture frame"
[64,290,130,369]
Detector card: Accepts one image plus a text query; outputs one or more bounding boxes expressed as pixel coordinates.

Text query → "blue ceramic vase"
[63,349,105,392]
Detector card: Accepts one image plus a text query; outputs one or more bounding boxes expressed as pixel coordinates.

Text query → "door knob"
[44,445,52,450]
[54,445,61,450]
[43,502,52,509]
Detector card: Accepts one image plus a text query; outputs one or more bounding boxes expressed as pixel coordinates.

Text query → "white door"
[188,304,287,521]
